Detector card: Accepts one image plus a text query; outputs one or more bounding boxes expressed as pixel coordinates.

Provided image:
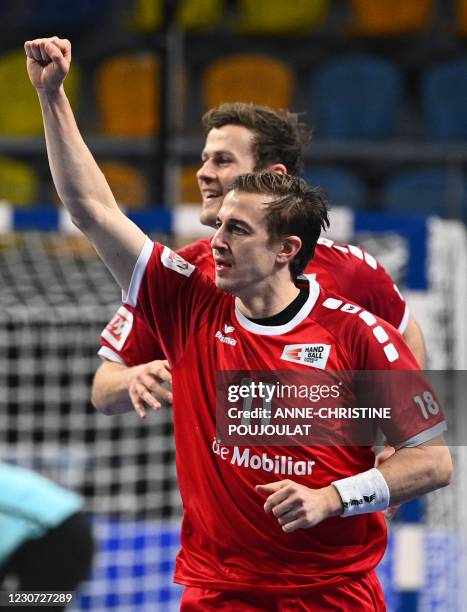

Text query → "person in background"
[0,462,94,608]
[92,102,425,418]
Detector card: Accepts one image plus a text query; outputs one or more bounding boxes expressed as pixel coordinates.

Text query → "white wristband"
[332,468,390,517]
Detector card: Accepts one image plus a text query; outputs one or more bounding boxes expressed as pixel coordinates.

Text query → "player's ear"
[276,236,301,264]
[268,163,287,175]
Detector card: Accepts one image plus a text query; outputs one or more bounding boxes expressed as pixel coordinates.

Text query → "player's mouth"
[202,189,222,202]
[214,257,232,273]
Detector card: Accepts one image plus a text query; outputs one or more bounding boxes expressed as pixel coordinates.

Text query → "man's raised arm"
[25,36,146,292]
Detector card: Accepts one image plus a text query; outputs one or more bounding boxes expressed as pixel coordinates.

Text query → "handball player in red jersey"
[92,104,426,418]
[26,37,451,610]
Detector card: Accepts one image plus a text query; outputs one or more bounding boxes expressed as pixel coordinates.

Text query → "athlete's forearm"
[27,37,145,291]
[402,315,426,368]
[376,436,451,505]
[36,85,145,291]
[331,437,451,518]
[92,361,142,415]
[37,86,118,228]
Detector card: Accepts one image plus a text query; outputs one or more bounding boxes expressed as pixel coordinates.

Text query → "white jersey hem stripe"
[97,346,126,364]
[398,304,410,334]
[124,237,153,307]
[395,421,447,449]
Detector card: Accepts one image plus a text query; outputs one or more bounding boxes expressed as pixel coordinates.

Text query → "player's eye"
[231,224,247,234]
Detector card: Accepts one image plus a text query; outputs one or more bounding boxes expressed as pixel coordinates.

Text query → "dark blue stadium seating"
[382,168,467,218]
[304,166,366,209]
[422,59,467,140]
[309,55,403,139]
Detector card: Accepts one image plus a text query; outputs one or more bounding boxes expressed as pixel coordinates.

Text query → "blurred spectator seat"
[309,55,402,139]
[348,0,433,35]
[179,164,201,204]
[132,0,224,31]
[456,0,467,35]
[177,0,225,30]
[0,158,38,206]
[132,0,162,30]
[96,54,159,136]
[304,166,366,209]
[0,50,80,136]
[98,162,148,208]
[202,54,295,110]
[237,0,328,34]
[132,0,162,29]
[422,60,467,140]
[23,0,108,27]
[382,168,467,218]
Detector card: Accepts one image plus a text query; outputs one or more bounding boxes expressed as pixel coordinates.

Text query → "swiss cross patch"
[101,306,134,351]
[161,246,195,277]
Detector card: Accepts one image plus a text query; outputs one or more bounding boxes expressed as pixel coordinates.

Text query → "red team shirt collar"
[234,276,320,336]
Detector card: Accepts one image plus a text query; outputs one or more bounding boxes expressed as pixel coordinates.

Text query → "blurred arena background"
[0,1,467,610]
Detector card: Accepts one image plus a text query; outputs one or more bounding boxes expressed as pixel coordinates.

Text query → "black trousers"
[0,511,94,610]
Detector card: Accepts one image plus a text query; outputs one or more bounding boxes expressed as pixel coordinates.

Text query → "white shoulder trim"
[398,304,410,334]
[395,421,447,449]
[123,238,154,307]
[98,346,126,364]
[235,278,320,336]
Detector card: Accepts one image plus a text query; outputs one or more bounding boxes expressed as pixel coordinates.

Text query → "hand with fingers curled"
[24,36,71,91]
[129,359,173,419]
[256,479,343,533]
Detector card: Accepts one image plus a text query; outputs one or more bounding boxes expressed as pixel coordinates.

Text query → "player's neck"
[236,280,300,320]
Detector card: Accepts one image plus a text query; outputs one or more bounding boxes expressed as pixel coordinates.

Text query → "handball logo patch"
[101,306,133,351]
[161,246,195,277]
[281,344,331,369]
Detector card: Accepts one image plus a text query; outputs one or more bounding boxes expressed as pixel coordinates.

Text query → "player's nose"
[211,225,228,251]
[197,160,216,182]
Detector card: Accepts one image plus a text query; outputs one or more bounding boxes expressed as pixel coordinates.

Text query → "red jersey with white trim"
[123,239,444,593]
[98,239,214,365]
[99,237,408,366]
[312,237,407,333]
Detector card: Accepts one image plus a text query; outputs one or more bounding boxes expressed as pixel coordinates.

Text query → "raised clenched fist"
[24,36,71,92]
